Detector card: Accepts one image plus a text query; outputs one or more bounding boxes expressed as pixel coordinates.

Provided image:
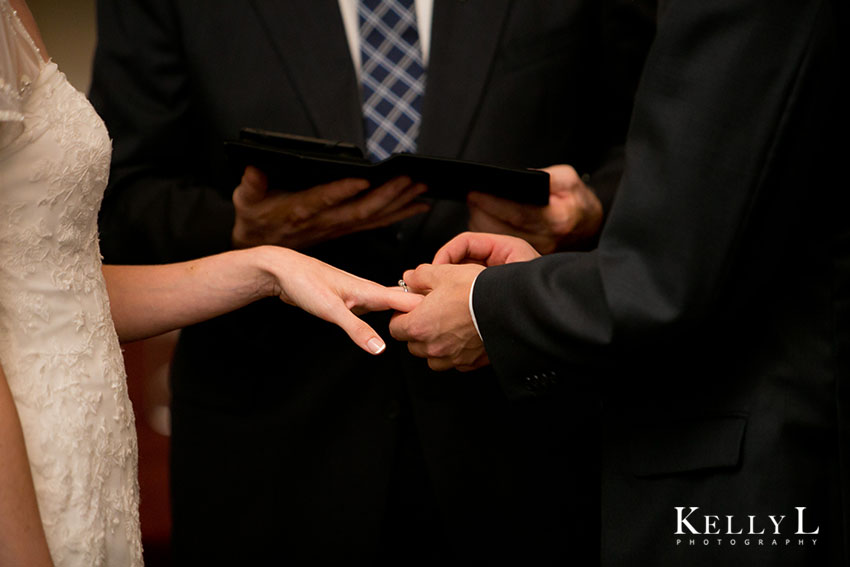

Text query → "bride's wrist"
[247,245,293,300]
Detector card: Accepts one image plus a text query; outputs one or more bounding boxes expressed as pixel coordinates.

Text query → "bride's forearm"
[103,246,286,343]
[0,364,54,566]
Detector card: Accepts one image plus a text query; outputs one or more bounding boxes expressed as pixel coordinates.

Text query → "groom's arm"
[391,0,840,396]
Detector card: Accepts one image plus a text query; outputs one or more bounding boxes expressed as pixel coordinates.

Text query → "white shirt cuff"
[469,271,483,341]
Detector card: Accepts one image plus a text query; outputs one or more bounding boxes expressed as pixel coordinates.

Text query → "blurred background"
[29,0,96,91]
[28,1,175,564]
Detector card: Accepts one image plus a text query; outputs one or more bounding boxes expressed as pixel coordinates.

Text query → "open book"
[224,128,549,205]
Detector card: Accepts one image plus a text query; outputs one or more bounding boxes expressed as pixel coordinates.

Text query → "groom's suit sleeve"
[471,0,841,396]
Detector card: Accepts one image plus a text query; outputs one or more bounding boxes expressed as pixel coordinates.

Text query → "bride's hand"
[261,247,423,354]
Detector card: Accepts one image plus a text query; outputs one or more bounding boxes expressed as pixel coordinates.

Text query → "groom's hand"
[434,232,541,267]
[389,263,488,372]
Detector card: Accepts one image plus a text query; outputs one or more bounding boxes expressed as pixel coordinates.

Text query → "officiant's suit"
[469,0,848,564]
[90,0,652,563]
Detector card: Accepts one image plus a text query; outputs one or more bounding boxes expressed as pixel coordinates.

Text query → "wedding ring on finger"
[398,279,409,293]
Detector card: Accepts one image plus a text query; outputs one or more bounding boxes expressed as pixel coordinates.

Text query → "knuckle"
[351,206,371,222]
[232,188,248,209]
[320,186,346,207]
[319,193,336,208]
[407,342,424,357]
[424,343,448,359]
[289,202,314,223]
[405,322,424,341]
[388,322,403,340]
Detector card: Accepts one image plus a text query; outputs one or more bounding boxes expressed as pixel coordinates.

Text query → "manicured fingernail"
[367,338,386,354]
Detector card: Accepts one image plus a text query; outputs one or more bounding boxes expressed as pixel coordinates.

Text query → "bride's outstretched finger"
[326,308,389,355]
[349,284,423,315]
[327,282,423,353]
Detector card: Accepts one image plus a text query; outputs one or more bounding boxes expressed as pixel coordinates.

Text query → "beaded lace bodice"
[0,1,142,565]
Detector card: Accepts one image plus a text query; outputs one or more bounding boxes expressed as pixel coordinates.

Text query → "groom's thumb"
[403,264,438,295]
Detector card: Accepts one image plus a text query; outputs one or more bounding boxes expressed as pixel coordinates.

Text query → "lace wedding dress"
[0,1,142,565]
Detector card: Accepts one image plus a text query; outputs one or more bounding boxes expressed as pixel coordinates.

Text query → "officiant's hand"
[467,164,602,254]
[232,166,430,249]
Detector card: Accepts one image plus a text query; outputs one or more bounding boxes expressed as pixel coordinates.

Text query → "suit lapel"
[247,0,364,145]
[418,0,512,157]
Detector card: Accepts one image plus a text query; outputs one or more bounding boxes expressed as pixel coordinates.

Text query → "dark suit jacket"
[473,0,848,565]
[90,0,653,563]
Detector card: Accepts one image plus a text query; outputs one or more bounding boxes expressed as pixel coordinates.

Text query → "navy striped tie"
[358,0,426,161]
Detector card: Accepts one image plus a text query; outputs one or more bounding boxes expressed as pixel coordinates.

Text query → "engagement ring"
[398,279,409,293]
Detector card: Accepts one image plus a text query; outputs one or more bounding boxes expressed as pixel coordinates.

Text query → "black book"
[224,128,549,206]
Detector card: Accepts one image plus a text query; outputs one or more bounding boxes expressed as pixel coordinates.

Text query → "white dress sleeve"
[0,0,43,149]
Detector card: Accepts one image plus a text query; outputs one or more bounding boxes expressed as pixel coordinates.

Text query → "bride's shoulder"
[6,0,49,59]
[2,0,49,65]
[0,0,48,148]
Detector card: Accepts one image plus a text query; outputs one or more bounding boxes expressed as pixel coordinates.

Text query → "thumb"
[433,233,471,265]
[541,164,581,194]
[333,309,388,355]
[434,232,493,265]
[403,264,438,294]
[235,165,269,205]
